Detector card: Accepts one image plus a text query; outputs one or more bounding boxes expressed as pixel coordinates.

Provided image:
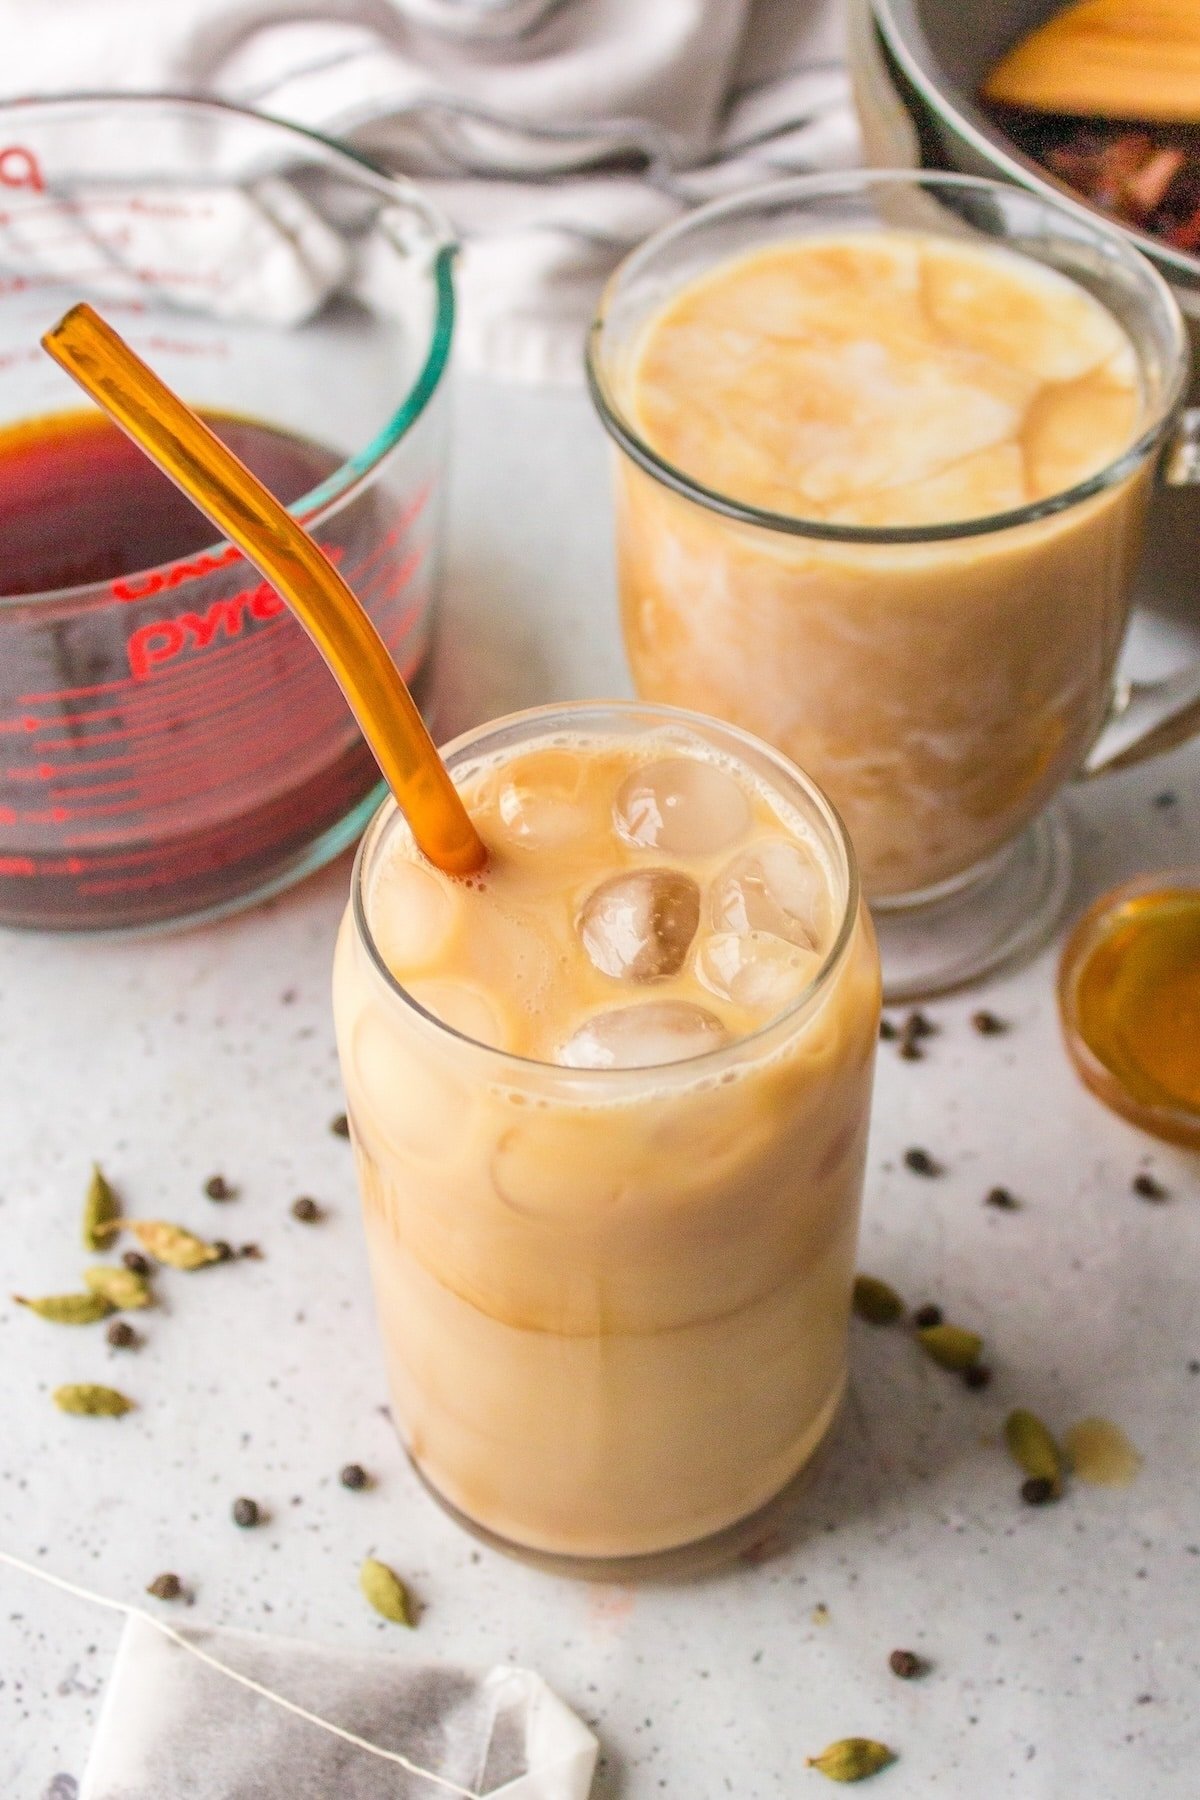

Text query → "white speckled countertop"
[2,376,1198,1800]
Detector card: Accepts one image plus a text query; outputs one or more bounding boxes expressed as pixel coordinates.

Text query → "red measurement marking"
[113,543,241,604]
[0,146,44,192]
[0,855,36,876]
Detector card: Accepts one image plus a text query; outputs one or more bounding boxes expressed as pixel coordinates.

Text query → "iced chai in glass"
[333,704,879,1561]
[602,230,1149,899]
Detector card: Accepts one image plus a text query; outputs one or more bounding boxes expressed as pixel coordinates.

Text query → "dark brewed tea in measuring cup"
[0,95,454,930]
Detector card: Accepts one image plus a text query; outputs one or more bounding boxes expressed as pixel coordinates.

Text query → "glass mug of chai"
[587,172,1200,999]
[333,701,880,1569]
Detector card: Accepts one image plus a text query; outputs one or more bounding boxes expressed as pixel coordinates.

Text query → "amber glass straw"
[42,302,486,877]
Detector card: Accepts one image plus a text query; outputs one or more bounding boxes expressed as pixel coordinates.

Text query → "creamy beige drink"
[333,705,879,1560]
[603,229,1150,898]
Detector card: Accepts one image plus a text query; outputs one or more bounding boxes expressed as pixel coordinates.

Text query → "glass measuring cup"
[0,94,454,932]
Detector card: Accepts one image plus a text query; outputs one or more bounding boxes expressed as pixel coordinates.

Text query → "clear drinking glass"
[0,94,454,932]
[587,171,1200,999]
[332,701,881,1570]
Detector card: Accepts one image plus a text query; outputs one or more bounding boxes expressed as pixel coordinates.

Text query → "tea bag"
[80,1615,597,1800]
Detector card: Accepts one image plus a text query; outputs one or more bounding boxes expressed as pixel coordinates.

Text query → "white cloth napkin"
[0,0,857,380]
[80,1615,598,1799]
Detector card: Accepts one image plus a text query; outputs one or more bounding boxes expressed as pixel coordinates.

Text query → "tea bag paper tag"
[80,1615,597,1799]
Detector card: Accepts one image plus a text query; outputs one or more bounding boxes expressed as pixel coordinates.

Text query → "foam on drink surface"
[366,737,839,1067]
[627,232,1140,527]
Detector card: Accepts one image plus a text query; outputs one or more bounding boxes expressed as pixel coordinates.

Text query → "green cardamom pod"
[129,1220,222,1270]
[852,1275,904,1326]
[82,1164,121,1251]
[917,1322,983,1372]
[15,1291,113,1325]
[1005,1408,1062,1495]
[806,1738,896,1782]
[84,1265,151,1311]
[1063,1416,1140,1488]
[53,1383,134,1417]
[359,1557,413,1626]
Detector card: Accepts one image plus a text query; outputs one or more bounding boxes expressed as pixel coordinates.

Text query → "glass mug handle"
[1083,407,1200,777]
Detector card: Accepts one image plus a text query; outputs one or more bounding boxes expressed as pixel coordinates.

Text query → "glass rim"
[585,168,1190,547]
[0,90,457,612]
[350,698,863,1080]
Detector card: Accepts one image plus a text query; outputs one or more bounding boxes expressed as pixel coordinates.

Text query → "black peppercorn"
[146,1572,183,1601]
[985,1186,1020,1210]
[971,1010,1007,1036]
[1021,1476,1056,1506]
[962,1364,992,1391]
[330,1112,350,1139]
[904,1148,942,1177]
[291,1196,321,1223]
[122,1250,151,1276]
[106,1319,138,1349]
[912,1303,943,1330]
[232,1496,260,1528]
[340,1463,369,1491]
[889,1649,924,1679]
[1132,1173,1168,1202]
[204,1174,235,1201]
[879,1019,898,1041]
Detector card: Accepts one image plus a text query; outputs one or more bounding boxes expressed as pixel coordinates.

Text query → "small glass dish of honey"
[1058,873,1200,1149]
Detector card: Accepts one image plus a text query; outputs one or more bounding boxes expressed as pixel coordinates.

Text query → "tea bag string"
[0,1551,482,1799]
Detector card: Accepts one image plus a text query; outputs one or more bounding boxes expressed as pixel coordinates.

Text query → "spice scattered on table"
[1132,1172,1169,1202]
[239,1243,264,1260]
[897,1011,938,1060]
[917,1323,983,1372]
[340,1463,370,1490]
[15,1291,112,1325]
[811,1602,830,1626]
[1063,1417,1141,1486]
[888,1649,925,1680]
[106,1320,139,1350]
[1006,1408,1063,1498]
[806,1737,896,1782]
[53,1382,134,1417]
[130,1220,223,1270]
[1021,1475,1057,1506]
[879,1019,898,1041]
[290,1196,322,1223]
[852,1274,905,1326]
[212,1240,234,1262]
[912,1303,942,1330]
[330,1112,350,1139]
[82,1164,121,1251]
[971,1010,1008,1036]
[231,1497,261,1528]
[360,1557,414,1626]
[146,1572,183,1601]
[962,1364,992,1392]
[122,1251,151,1277]
[204,1174,236,1202]
[985,1186,1020,1211]
[903,1148,942,1177]
[84,1265,151,1311]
